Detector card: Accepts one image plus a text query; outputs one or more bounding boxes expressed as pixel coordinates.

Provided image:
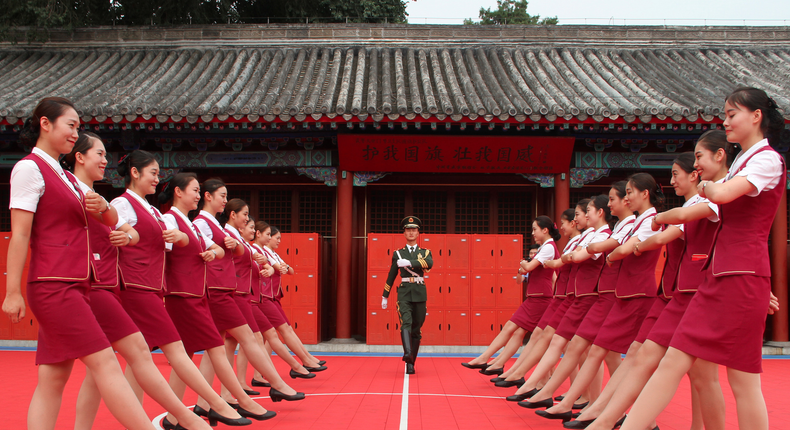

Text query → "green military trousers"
[397,299,427,340]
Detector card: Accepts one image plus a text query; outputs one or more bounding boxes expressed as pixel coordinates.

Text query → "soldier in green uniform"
[381,216,433,374]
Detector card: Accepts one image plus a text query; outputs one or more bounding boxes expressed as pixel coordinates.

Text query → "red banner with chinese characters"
[338,134,575,173]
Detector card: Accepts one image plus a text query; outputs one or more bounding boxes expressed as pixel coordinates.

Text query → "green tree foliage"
[464,0,558,25]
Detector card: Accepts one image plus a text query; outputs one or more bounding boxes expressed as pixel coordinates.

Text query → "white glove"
[381,297,388,309]
[397,258,411,268]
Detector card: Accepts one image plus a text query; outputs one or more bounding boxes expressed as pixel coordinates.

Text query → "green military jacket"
[382,244,433,302]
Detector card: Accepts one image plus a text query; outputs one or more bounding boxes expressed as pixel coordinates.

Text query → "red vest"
[525,240,560,297]
[25,154,92,282]
[164,210,207,297]
[574,227,612,296]
[258,245,279,299]
[705,146,786,277]
[117,193,167,291]
[249,247,262,303]
[675,216,718,292]
[563,229,593,297]
[615,212,661,299]
[194,214,236,291]
[597,218,634,294]
[87,212,119,289]
[553,235,582,297]
[226,227,253,295]
[658,237,685,299]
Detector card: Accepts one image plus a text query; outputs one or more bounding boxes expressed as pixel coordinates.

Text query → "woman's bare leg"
[522,335,589,399]
[466,321,519,366]
[537,344,608,414]
[204,345,268,415]
[500,327,543,379]
[689,359,725,430]
[486,326,527,370]
[226,325,297,395]
[575,347,634,422]
[506,326,555,385]
[727,367,767,430]
[28,361,74,430]
[125,363,144,404]
[277,324,320,367]
[263,329,310,373]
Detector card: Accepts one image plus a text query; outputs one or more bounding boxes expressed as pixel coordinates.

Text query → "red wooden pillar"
[336,170,354,339]
[770,188,788,341]
[554,171,570,249]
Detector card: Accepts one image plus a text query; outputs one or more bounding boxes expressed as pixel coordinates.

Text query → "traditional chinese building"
[0,24,788,344]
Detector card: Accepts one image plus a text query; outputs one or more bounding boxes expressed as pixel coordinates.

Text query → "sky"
[406,0,790,26]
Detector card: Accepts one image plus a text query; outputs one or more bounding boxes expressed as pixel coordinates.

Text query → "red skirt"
[593,297,655,354]
[252,305,275,332]
[634,297,668,344]
[120,287,181,350]
[671,273,770,373]
[536,298,563,330]
[509,296,552,331]
[165,295,224,355]
[259,297,289,327]
[555,295,598,340]
[546,295,574,329]
[27,280,110,365]
[206,288,248,332]
[88,288,140,344]
[647,292,694,347]
[233,294,259,333]
[575,292,616,342]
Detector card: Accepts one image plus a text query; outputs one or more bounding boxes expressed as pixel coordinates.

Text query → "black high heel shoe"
[518,398,554,409]
[207,409,252,427]
[505,388,539,402]
[243,389,260,396]
[495,377,525,387]
[304,365,327,372]
[193,404,210,418]
[269,388,306,402]
[490,377,505,383]
[572,401,589,409]
[614,415,627,428]
[563,419,595,429]
[162,417,187,430]
[251,378,271,387]
[236,405,277,421]
[317,360,327,366]
[461,362,488,369]
[290,369,317,379]
[479,367,504,375]
[535,409,574,421]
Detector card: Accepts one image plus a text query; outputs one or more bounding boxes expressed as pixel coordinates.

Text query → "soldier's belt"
[402,277,424,284]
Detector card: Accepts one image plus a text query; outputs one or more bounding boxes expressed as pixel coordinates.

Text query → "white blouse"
[162,206,214,249]
[728,138,783,196]
[10,147,81,212]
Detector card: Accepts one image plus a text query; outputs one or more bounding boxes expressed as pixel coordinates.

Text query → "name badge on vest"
[93,253,101,261]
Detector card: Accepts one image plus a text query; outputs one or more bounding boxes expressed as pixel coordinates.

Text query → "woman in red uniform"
[622,88,785,430]
[497,205,587,391]
[462,216,560,373]
[522,174,663,416]
[582,139,732,430]
[65,133,213,430]
[2,98,155,430]
[158,173,281,426]
[110,153,248,429]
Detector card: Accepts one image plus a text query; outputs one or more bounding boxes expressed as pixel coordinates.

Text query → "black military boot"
[411,335,421,365]
[400,330,413,364]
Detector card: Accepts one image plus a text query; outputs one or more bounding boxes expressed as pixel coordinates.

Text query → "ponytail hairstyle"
[589,194,613,225]
[255,220,271,235]
[534,215,561,242]
[611,180,627,200]
[627,172,665,211]
[561,208,576,223]
[198,178,226,213]
[157,172,198,205]
[697,130,735,167]
[116,149,157,187]
[725,87,785,146]
[218,198,248,227]
[61,132,101,172]
[575,198,591,212]
[672,152,698,179]
[20,97,77,147]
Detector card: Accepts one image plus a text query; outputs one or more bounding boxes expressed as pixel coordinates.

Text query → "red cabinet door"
[292,233,319,270]
[290,271,317,307]
[279,276,292,307]
[278,234,293,263]
[470,310,497,346]
[444,272,470,308]
[497,235,523,271]
[496,272,523,309]
[421,310,444,345]
[0,234,10,268]
[497,310,514,333]
[470,273,496,308]
[423,273,444,308]
[445,235,470,270]
[290,307,318,344]
[444,310,470,345]
[0,267,9,340]
[420,234,445,270]
[367,271,392,308]
[368,234,395,271]
[367,309,395,345]
[471,235,497,271]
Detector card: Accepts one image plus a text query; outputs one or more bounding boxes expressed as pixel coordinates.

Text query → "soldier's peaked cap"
[401,216,422,230]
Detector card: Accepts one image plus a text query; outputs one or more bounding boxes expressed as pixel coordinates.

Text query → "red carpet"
[1,351,788,429]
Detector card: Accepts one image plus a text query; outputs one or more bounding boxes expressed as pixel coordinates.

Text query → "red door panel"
[445,235,470,270]
[470,273,496,308]
[423,273,444,308]
[279,275,292,307]
[367,271,392,308]
[368,235,395,271]
[0,234,10,268]
[444,272,470,308]
[421,310,444,345]
[470,309,497,346]
[367,309,394,345]
[444,310,470,345]
[497,310,515,333]
[420,234,445,270]
[290,307,318,344]
[471,235,496,271]
[290,272,317,307]
[497,235,523,271]
[496,272,523,309]
[278,234,293,263]
[292,233,319,270]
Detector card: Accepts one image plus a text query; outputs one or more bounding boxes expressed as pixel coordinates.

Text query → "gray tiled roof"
[1,28,789,124]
